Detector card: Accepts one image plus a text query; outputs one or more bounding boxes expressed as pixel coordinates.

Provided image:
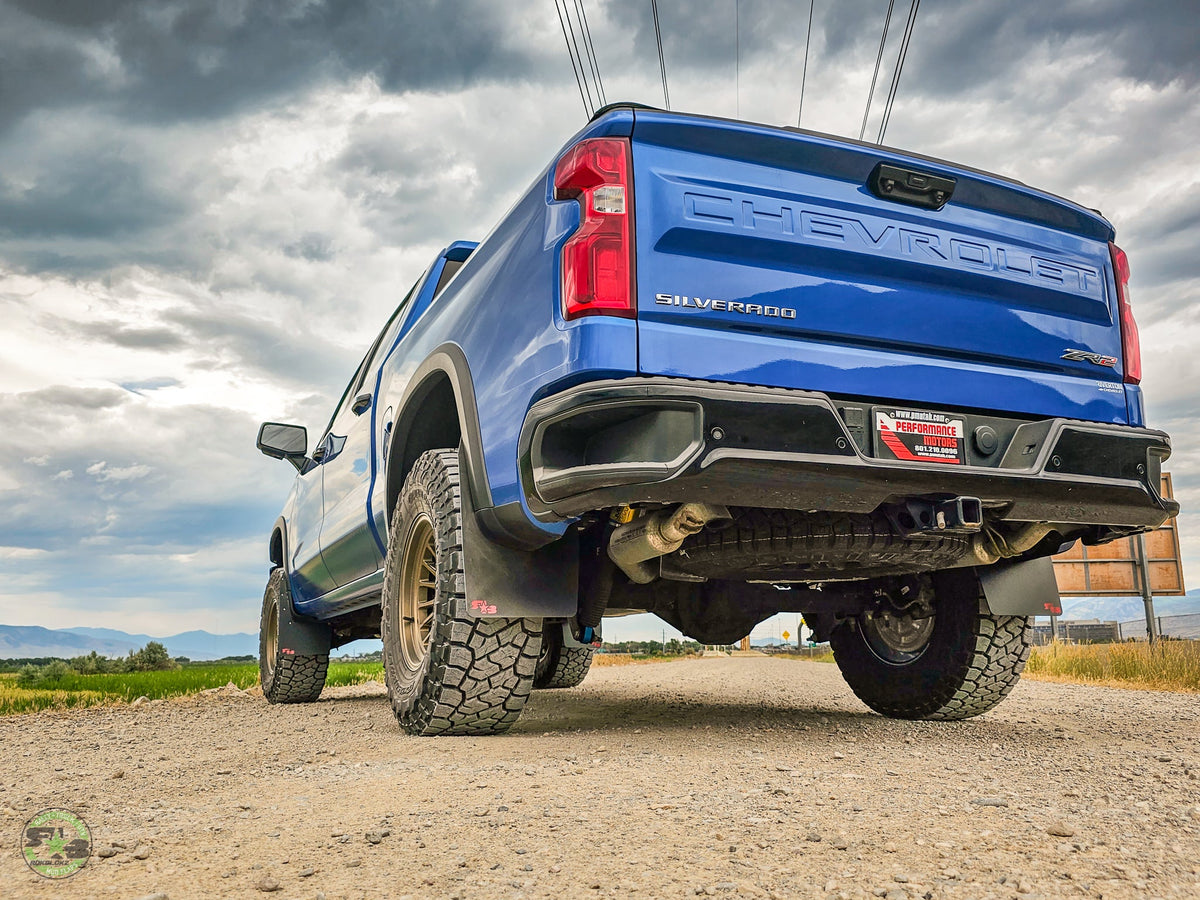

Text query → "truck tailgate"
[630,111,1130,424]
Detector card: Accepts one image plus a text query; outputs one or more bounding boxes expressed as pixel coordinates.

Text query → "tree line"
[601,639,703,656]
[14,642,178,688]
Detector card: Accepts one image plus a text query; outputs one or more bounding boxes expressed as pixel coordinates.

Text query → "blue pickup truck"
[256,103,1175,735]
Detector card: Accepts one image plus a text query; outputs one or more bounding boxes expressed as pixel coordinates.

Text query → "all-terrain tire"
[829,571,1032,721]
[381,449,542,736]
[260,568,329,704]
[676,509,973,581]
[534,625,594,689]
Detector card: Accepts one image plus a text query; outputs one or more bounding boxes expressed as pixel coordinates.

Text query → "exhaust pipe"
[608,503,730,584]
[970,522,1054,566]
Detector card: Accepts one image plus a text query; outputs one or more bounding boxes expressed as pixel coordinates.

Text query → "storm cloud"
[0,0,550,133]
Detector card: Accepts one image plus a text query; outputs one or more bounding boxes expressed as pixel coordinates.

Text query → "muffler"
[608,503,731,584]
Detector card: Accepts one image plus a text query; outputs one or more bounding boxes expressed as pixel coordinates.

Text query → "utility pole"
[1135,533,1158,645]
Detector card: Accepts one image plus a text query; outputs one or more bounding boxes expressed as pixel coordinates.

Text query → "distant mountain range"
[2,590,1196,660]
[0,625,258,661]
[1057,591,1200,622]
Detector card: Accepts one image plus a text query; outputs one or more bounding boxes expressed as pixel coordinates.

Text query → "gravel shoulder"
[1,657,1198,900]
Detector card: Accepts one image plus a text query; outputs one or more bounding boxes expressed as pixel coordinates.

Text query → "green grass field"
[0,660,386,716]
[7,640,1193,716]
[325,661,384,687]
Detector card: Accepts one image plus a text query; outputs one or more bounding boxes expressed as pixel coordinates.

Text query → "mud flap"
[461,450,579,619]
[279,575,333,656]
[978,556,1063,617]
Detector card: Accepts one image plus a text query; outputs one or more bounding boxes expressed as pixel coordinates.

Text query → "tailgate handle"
[869,163,955,211]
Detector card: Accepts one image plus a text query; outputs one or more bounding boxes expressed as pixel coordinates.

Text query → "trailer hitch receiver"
[883,497,983,536]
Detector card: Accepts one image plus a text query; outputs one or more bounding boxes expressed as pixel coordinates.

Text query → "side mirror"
[257,423,308,470]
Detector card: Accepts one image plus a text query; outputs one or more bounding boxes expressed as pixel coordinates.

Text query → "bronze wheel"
[263,598,279,681]
[397,514,437,674]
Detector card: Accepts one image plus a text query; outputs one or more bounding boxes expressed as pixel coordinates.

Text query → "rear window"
[432,258,465,298]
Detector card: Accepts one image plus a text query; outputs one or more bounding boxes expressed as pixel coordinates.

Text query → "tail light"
[1109,242,1141,385]
[553,137,635,320]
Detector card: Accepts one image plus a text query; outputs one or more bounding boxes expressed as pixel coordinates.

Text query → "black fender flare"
[386,343,555,550]
[384,348,579,619]
[269,516,289,570]
[386,343,493,517]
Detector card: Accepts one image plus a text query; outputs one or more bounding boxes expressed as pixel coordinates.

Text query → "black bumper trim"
[518,378,1176,530]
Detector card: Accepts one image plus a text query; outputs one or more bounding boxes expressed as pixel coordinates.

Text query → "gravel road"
[2,656,1197,900]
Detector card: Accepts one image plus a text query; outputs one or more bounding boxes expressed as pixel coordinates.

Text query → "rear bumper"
[519,378,1176,530]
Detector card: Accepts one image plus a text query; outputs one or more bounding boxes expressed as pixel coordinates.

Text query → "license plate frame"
[874,407,967,465]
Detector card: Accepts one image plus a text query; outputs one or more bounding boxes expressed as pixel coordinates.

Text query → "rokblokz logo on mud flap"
[21,808,92,879]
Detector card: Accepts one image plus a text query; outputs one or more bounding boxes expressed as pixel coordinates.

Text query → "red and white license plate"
[875,408,966,465]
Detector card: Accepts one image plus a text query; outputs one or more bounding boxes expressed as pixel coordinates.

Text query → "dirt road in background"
[1,657,1197,900]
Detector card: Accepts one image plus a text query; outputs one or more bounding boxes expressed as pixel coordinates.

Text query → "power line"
[796,0,815,127]
[563,0,597,114]
[575,0,606,107]
[554,0,592,116]
[876,0,920,145]
[881,0,920,139]
[858,0,895,141]
[651,0,670,110]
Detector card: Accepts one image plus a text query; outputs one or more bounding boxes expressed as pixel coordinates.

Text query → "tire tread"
[925,603,1031,721]
[382,450,541,736]
[265,652,329,704]
[831,582,1032,721]
[260,568,329,705]
[534,626,594,689]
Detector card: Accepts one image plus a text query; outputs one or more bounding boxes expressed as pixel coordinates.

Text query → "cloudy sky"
[1,0,1197,643]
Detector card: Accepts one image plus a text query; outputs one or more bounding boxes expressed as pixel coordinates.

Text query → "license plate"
[875,408,966,465]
